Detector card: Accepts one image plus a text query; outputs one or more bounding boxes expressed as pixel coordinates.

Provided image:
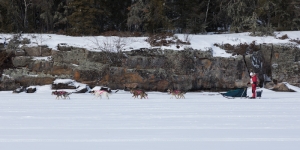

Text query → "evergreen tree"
[53,1,69,33]
[0,0,298,34]
[273,0,300,30]
[290,0,300,30]
[227,0,256,33]
[0,0,26,32]
[67,0,104,35]
[104,0,131,32]
[143,0,171,33]
[208,0,231,32]
[169,0,209,34]
[185,0,208,33]
[256,0,277,32]
[127,0,146,32]
[31,0,55,32]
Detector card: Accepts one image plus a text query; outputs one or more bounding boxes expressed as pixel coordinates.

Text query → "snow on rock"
[1,31,300,58]
[283,82,300,92]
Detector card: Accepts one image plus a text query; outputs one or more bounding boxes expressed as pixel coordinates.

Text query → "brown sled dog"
[167,89,186,99]
[52,90,72,99]
[130,89,148,99]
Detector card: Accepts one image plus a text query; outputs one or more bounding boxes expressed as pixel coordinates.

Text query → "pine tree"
[30,0,55,32]
[104,0,131,32]
[209,0,231,32]
[227,0,256,33]
[274,0,300,30]
[0,0,26,32]
[127,0,145,32]
[53,1,69,33]
[143,0,171,33]
[67,0,103,35]
[290,0,300,30]
[185,0,208,33]
[255,0,300,32]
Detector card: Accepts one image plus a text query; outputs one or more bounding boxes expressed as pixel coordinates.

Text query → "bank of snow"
[1,31,300,58]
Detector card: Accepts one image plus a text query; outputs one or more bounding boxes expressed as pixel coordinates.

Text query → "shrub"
[278,34,289,40]
[290,38,300,44]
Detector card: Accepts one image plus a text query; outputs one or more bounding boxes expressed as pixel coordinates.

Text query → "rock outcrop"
[1,43,300,92]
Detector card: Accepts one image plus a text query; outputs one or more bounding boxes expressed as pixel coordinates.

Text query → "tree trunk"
[24,0,31,30]
[204,0,210,25]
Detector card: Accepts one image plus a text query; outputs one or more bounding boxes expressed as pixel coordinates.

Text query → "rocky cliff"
[1,42,299,92]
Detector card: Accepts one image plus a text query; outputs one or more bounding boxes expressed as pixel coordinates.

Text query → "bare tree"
[204,0,211,25]
[183,33,192,44]
[30,33,51,56]
[23,0,32,29]
[90,37,127,64]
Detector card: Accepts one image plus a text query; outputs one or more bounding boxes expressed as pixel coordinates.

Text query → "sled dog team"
[51,89,186,100]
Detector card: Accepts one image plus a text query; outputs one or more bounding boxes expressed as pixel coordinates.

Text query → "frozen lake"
[0,88,300,150]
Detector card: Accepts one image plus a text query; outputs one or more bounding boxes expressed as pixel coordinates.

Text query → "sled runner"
[220,88,247,99]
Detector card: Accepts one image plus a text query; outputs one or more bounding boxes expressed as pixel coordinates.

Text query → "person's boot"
[251,92,256,99]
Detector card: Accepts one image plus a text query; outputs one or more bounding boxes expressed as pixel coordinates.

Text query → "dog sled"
[220,88,247,99]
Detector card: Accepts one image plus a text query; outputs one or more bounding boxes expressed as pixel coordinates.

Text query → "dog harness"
[95,90,105,94]
[174,90,181,94]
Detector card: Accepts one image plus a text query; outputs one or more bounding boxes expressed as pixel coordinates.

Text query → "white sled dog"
[91,90,110,99]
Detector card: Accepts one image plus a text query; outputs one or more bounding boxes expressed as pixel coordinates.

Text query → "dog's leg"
[66,93,71,99]
[178,94,181,99]
[95,93,100,99]
[178,94,182,99]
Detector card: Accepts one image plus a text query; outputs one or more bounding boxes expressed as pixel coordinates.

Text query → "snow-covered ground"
[1,86,300,150]
[1,31,300,57]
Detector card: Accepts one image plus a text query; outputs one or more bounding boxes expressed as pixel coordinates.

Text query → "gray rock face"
[1,43,300,91]
[269,44,300,87]
[0,75,20,91]
[23,46,52,57]
[12,56,32,67]
[14,49,25,56]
